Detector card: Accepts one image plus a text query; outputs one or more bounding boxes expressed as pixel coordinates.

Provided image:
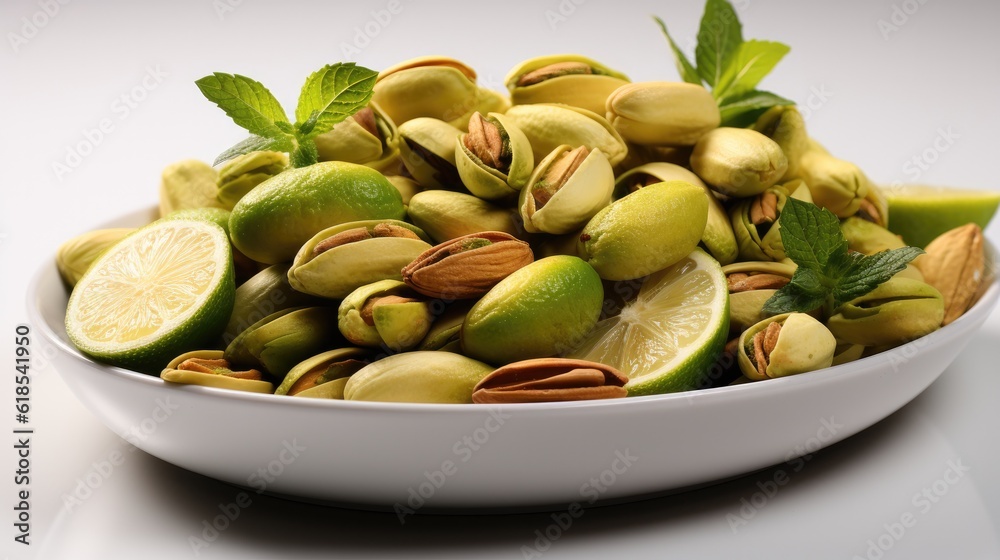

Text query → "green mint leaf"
[290,139,319,168]
[654,16,702,85]
[195,73,290,138]
[833,247,924,308]
[777,197,846,273]
[762,268,829,315]
[213,134,295,167]
[714,40,790,101]
[294,63,378,139]
[718,89,794,127]
[695,0,743,89]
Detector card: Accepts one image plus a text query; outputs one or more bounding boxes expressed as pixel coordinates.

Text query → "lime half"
[66,219,235,373]
[884,184,1000,248]
[569,249,729,395]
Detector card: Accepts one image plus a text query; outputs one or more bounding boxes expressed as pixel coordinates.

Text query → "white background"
[3,0,1000,558]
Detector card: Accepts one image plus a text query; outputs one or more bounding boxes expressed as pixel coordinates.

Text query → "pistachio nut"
[917,223,986,325]
[722,261,797,333]
[738,313,836,381]
[606,81,720,146]
[455,112,534,200]
[730,180,813,261]
[855,183,889,228]
[397,117,464,189]
[223,264,324,346]
[344,351,494,404]
[519,145,614,234]
[161,350,274,394]
[287,219,431,299]
[274,347,373,398]
[314,103,400,172]
[615,162,738,265]
[841,217,905,256]
[338,280,433,352]
[224,306,343,382]
[216,151,288,210]
[826,277,945,347]
[406,190,524,243]
[418,301,473,351]
[797,145,871,218]
[402,232,534,299]
[751,106,808,180]
[472,358,628,404]
[159,159,224,217]
[831,342,866,366]
[372,57,479,126]
[690,127,789,197]
[56,228,135,288]
[505,54,630,115]
[474,86,511,115]
[502,103,628,166]
[384,175,422,205]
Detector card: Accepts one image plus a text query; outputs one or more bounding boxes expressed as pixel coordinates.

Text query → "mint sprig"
[762,198,924,318]
[196,62,377,168]
[655,0,793,127]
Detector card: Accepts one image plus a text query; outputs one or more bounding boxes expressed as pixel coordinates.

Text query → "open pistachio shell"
[475,86,511,115]
[287,219,431,299]
[224,306,343,383]
[418,301,473,351]
[798,146,871,218]
[455,112,534,200]
[519,145,613,235]
[223,264,324,346]
[503,103,628,166]
[314,102,400,171]
[407,190,524,243]
[606,81,719,146]
[398,118,464,189]
[161,350,275,394]
[831,342,866,366]
[826,278,944,347]
[731,180,813,262]
[752,106,808,180]
[216,151,288,210]
[338,280,433,352]
[841,217,905,255]
[56,228,135,288]
[344,351,494,404]
[722,261,797,334]
[505,54,630,115]
[615,162,737,265]
[275,347,373,397]
[373,57,479,126]
[738,313,836,381]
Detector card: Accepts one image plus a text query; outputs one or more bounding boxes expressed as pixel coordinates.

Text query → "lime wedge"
[884,185,1000,248]
[568,249,729,395]
[66,219,235,373]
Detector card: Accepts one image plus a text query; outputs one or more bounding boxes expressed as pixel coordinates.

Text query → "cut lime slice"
[884,184,1000,248]
[569,249,729,395]
[66,219,235,373]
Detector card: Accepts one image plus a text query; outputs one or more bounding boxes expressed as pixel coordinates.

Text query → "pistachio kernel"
[749,191,779,225]
[352,107,379,137]
[465,113,511,172]
[287,359,368,396]
[751,321,782,377]
[533,146,589,209]
[855,198,882,225]
[727,272,791,293]
[177,357,264,380]
[359,295,420,326]
[516,62,594,86]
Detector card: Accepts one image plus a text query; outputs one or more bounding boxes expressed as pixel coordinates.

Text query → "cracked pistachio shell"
[519,145,614,235]
[398,118,463,189]
[159,159,224,217]
[857,183,889,228]
[338,280,433,352]
[223,264,324,345]
[502,103,628,166]
[615,162,737,265]
[722,261,796,333]
[418,301,472,351]
[738,313,836,381]
[275,347,373,397]
[384,175,422,205]
[344,351,494,404]
[841,217,905,256]
[456,113,534,200]
[373,57,479,126]
[827,278,945,347]
[606,82,720,146]
[691,127,789,197]
[752,106,808,180]
[216,151,288,210]
[831,342,866,366]
[161,350,275,394]
[56,228,135,287]
[288,220,431,299]
[505,54,630,115]
[314,103,400,171]
[798,145,871,218]
[407,190,524,243]
[731,181,813,262]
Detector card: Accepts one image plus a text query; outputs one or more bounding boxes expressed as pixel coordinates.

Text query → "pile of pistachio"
[59,55,990,404]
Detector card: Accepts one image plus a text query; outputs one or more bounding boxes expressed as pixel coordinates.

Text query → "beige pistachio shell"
[373,57,478,126]
[826,278,945,347]
[338,280,432,351]
[418,302,473,351]
[519,145,614,235]
[398,117,464,189]
[274,347,372,397]
[344,351,495,404]
[56,228,135,287]
[691,127,788,198]
[506,54,630,115]
[159,159,223,217]
[384,175,422,205]
[455,112,534,200]
[722,261,797,333]
[287,219,432,299]
[224,307,343,382]
[797,146,871,218]
[161,350,275,394]
[475,87,511,115]
[857,183,889,228]
[731,180,813,262]
[738,313,836,381]
[606,81,719,146]
[831,342,866,366]
[314,103,399,171]
[752,106,808,180]
[406,190,524,243]
[502,103,628,166]
[224,264,323,345]
[216,151,288,210]
[841,217,905,255]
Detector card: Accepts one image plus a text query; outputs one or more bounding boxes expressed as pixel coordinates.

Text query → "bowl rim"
[28,208,1000,415]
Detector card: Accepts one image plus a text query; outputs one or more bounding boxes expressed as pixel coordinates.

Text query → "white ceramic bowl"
[28,207,1000,511]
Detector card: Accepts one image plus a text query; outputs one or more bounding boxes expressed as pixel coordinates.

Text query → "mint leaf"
[195,73,290,138]
[294,63,378,139]
[719,89,795,127]
[290,138,319,168]
[714,40,790,101]
[762,268,828,315]
[213,135,296,167]
[654,16,702,85]
[776,197,846,272]
[695,0,743,88]
[833,247,924,307]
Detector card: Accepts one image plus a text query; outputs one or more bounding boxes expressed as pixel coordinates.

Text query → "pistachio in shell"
[275,347,374,398]
[397,117,464,190]
[216,151,288,210]
[406,190,525,243]
[161,350,274,394]
[722,261,797,334]
[826,277,945,347]
[344,351,494,404]
[606,81,720,146]
[372,57,479,127]
[690,127,788,198]
[505,54,630,115]
[752,106,808,180]
[738,313,836,380]
[314,103,400,172]
[159,159,224,217]
[338,280,434,352]
[223,264,325,346]
[56,228,135,288]
[797,144,871,218]
[519,145,614,235]
[730,180,813,262]
[502,103,628,166]
[455,112,534,200]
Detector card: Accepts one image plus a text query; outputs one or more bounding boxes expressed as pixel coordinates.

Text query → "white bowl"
[28,207,1000,511]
